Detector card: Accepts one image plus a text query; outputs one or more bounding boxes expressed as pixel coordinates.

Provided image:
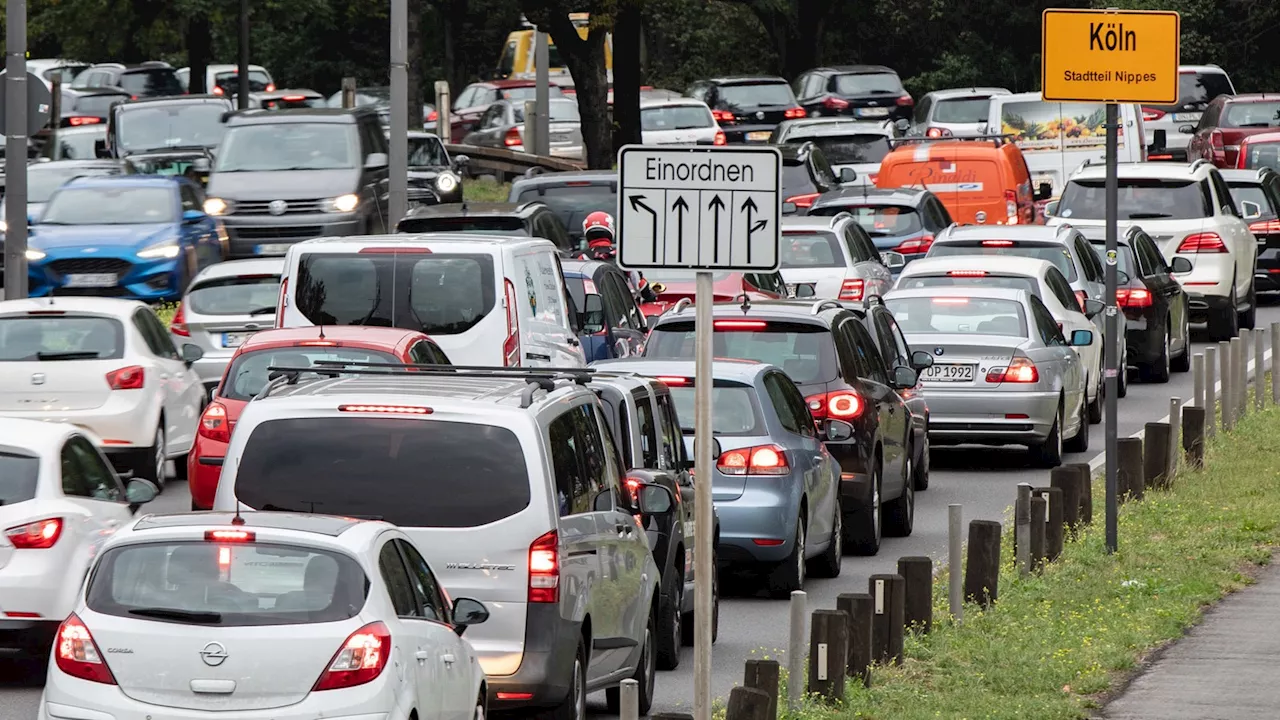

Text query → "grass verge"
[463,177,512,203]
[786,398,1280,720]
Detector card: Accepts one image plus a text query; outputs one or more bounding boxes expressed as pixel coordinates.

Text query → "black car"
[56,87,130,127]
[643,298,929,555]
[792,65,914,123]
[508,169,617,243]
[1079,226,1193,382]
[779,142,848,213]
[396,201,576,254]
[685,76,805,144]
[236,89,327,111]
[809,187,954,262]
[71,61,185,99]
[562,258,648,362]
[100,95,232,160]
[1221,168,1280,292]
[401,130,467,205]
[587,371,720,669]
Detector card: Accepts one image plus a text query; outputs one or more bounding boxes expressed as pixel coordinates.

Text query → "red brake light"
[5,518,63,549]
[1250,220,1280,234]
[981,239,1014,247]
[656,376,691,386]
[211,86,223,95]
[504,279,521,366]
[948,270,987,277]
[785,193,820,209]
[67,116,101,126]
[714,320,767,330]
[504,127,522,147]
[711,109,735,124]
[717,444,790,476]
[822,97,849,111]
[265,83,276,92]
[838,278,865,301]
[55,614,115,685]
[1142,107,1166,122]
[987,356,1039,383]
[338,404,433,414]
[169,302,189,336]
[932,297,969,305]
[282,95,306,101]
[297,339,338,346]
[896,95,914,106]
[198,401,231,443]
[1116,287,1153,308]
[784,107,807,119]
[1074,290,1088,312]
[427,110,438,121]
[106,366,145,390]
[925,127,951,138]
[275,276,288,328]
[714,130,726,146]
[529,530,559,603]
[1177,232,1226,253]
[894,234,933,254]
[313,621,391,691]
[805,391,863,421]
[205,529,255,542]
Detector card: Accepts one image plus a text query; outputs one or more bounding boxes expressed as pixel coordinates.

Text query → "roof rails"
[888,134,1017,148]
[811,299,845,314]
[1188,158,1213,173]
[863,294,885,309]
[668,298,693,315]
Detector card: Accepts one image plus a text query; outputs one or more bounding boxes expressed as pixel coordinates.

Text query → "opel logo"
[199,642,228,667]
[30,373,45,385]
[267,200,288,216]
[755,111,764,120]
[933,347,944,356]
[82,248,98,253]
[974,211,988,224]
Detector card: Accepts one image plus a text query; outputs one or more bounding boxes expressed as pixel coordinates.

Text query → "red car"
[187,326,451,510]
[1237,131,1280,171]
[1188,94,1280,168]
[638,270,789,323]
[444,79,565,143]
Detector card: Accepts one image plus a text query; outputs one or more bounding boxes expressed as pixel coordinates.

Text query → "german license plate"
[64,273,117,288]
[550,133,571,142]
[1173,112,1199,122]
[857,107,890,118]
[255,244,291,255]
[222,332,252,348]
[746,131,771,142]
[922,364,975,382]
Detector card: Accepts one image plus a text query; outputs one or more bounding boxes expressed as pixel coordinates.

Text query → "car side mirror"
[452,597,489,636]
[192,157,211,173]
[891,365,918,389]
[1178,125,1194,134]
[181,343,204,366]
[839,167,858,183]
[781,201,798,215]
[1083,298,1105,317]
[880,251,906,270]
[1034,182,1052,201]
[125,478,159,512]
[894,118,910,132]
[1240,200,1262,220]
[364,152,389,169]
[1117,270,1131,286]
[821,419,854,442]
[209,385,219,402]
[580,293,606,334]
[453,154,470,167]
[94,139,109,159]
[1043,200,1059,217]
[636,483,675,515]
[680,435,721,468]
[910,349,934,371]
[1069,329,1094,346]
[182,209,206,224]
[592,488,615,512]
[793,283,816,298]
[1169,256,1193,273]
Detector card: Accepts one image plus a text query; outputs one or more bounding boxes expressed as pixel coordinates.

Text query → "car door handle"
[567,337,581,347]
[442,653,456,665]
[813,455,825,464]
[415,650,431,662]
[616,523,634,536]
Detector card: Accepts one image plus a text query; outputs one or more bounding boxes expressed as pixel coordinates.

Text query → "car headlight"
[435,172,459,194]
[25,248,45,261]
[321,193,360,213]
[204,197,230,216]
[137,239,181,259]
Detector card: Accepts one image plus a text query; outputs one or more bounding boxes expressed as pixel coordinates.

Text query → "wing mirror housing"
[839,167,858,183]
[580,293,606,335]
[821,419,854,442]
[880,251,906,271]
[890,365,918,389]
[452,598,489,636]
[180,343,204,366]
[793,283,816,298]
[680,435,721,469]
[1169,256,1193,274]
[781,201,798,215]
[1069,329,1094,346]
[94,139,110,159]
[910,349,934,371]
[636,483,675,515]
[1034,182,1052,201]
[125,478,159,513]
[1043,199,1059,217]
[452,153,470,169]
[1083,298,1105,317]
[364,152,389,169]
[182,209,206,224]
[1178,125,1195,134]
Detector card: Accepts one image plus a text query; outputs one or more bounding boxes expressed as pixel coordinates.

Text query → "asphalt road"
[3,305,1278,719]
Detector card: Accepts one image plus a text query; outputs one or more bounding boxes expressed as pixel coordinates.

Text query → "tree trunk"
[408,0,425,130]
[612,3,642,152]
[534,8,611,168]
[185,14,212,94]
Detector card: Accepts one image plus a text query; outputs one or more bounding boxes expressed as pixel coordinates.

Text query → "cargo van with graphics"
[275,234,587,367]
[874,137,1040,227]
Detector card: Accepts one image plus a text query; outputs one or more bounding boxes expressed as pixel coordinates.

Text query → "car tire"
[1211,283,1239,341]
[134,424,167,488]
[1143,325,1172,383]
[681,556,718,646]
[473,692,488,720]
[769,520,806,597]
[656,572,681,670]
[912,431,930,491]
[1240,282,1257,330]
[1065,392,1090,453]
[546,640,586,720]
[1171,313,1192,373]
[810,500,842,578]
[1087,373,1103,424]
[848,464,882,556]
[606,608,655,715]
[884,455,914,537]
[1030,405,1064,468]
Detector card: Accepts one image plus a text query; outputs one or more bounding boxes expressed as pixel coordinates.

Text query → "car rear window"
[295,252,496,336]
[897,274,1040,296]
[86,540,368,626]
[645,320,838,385]
[0,451,39,505]
[782,231,844,268]
[220,346,401,400]
[832,72,903,96]
[1226,182,1277,220]
[1223,101,1280,129]
[186,275,281,316]
[120,70,184,96]
[235,417,531,527]
[886,296,1029,337]
[932,97,994,124]
[719,82,795,108]
[214,70,272,94]
[782,164,817,198]
[796,134,891,165]
[1239,142,1280,172]
[513,184,616,240]
[67,93,127,118]
[817,204,924,236]
[1058,178,1212,221]
[667,382,761,436]
[1147,71,1235,113]
[642,105,714,131]
[927,241,1078,281]
[398,216,527,235]
[0,316,125,361]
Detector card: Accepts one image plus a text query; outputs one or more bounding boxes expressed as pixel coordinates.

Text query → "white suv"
[1143,65,1236,161]
[1050,160,1257,340]
[213,364,667,718]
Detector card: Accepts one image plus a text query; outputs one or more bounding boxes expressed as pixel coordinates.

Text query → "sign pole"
[692,269,713,720]
[1103,101,1119,554]
[4,0,28,299]
[388,0,408,227]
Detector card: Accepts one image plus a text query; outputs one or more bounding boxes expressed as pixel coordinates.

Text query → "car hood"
[29,222,175,250]
[207,168,359,200]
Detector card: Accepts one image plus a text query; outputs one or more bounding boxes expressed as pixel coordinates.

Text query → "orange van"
[874,138,1046,226]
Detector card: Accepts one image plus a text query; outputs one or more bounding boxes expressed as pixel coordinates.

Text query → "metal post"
[434,80,451,143]
[534,30,550,157]
[523,100,539,158]
[1220,340,1233,432]
[1231,337,1243,426]
[237,0,250,109]
[341,77,357,109]
[48,75,60,162]
[1205,346,1217,439]
[786,590,805,711]
[1239,333,1249,419]
[1103,101,1119,554]
[1256,328,1266,411]
[1169,397,1180,475]
[1192,353,1204,410]
[1015,483,1032,575]
[388,0,408,228]
[948,504,962,622]
[4,0,29,298]
[694,270,715,720]
[619,679,639,720]
[1272,322,1280,406]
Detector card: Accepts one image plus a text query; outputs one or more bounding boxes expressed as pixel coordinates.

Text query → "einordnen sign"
[1042,8,1180,104]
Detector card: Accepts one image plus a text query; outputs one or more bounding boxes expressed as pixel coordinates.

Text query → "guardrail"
[445,143,585,181]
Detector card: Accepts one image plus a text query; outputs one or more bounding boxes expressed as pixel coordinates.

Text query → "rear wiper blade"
[128,607,222,624]
[248,307,277,315]
[37,351,100,360]
[1127,212,1172,219]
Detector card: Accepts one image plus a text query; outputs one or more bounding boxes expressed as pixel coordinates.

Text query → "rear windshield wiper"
[128,607,222,624]
[37,350,101,360]
[1127,212,1172,219]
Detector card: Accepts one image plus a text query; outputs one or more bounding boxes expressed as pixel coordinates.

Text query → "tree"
[722,0,837,78]
[611,0,642,151]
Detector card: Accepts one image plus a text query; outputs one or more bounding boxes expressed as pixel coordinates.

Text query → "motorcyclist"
[579,211,658,303]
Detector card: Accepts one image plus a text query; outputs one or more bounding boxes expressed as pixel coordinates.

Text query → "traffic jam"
[2,53,1280,720]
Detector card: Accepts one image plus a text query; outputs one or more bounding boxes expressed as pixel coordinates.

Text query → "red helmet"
[582,211,615,245]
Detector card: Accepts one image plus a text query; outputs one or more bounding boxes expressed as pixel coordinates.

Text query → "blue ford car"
[26,175,226,300]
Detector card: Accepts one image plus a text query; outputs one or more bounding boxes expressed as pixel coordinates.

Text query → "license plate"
[746,131,771,142]
[549,146,579,156]
[550,133,571,142]
[255,244,291,255]
[921,364,976,383]
[857,107,890,118]
[222,332,252,348]
[1173,112,1199,122]
[64,273,117,288]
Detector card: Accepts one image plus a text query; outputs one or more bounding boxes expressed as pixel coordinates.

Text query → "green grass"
[463,177,512,203]
[154,302,178,327]
[781,394,1280,720]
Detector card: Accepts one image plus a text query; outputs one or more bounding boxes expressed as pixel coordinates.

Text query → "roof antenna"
[317,325,326,340]
[231,502,246,525]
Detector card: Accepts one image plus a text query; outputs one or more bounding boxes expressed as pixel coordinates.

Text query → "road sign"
[1041,8,1180,105]
[0,71,51,135]
[617,145,782,272]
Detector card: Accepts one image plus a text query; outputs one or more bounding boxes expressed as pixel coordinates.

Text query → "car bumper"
[1173,253,1234,308]
[712,486,800,566]
[0,550,77,638]
[485,604,580,710]
[220,212,364,258]
[29,254,184,302]
[0,394,157,448]
[923,388,1058,445]
[1254,247,1280,291]
[189,435,228,510]
[722,124,778,144]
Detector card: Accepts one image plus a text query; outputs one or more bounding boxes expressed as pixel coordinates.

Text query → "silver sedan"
[882,286,1091,467]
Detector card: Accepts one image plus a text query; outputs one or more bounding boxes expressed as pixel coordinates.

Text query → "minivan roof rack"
[811,299,845,314]
[863,294,885,308]
[887,134,1017,147]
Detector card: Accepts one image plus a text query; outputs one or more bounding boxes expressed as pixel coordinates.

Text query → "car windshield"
[295,253,496,336]
[0,316,125,360]
[28,166,121,203]
[216,123,356,172]
[117,104,226,153]
[214,70,272,94]
[1147,72,1234,113]
[932,97,994,124]
[0,451,39,505]
[667,383,761,435]
[86,540,368,626]
[221,346,400,401]
[832,72,903,96]
[119,70,184,97]
[513,100,579,124]
[42,65,89,83]
[48,129,103,160]
[642,105,714,131]
[719,83,794,109]
[1223,101,1280,129]
[819,204,924,235]
[781,232,844,268]
[927,241,1078,281]
[65,92,126,118]
[1087,241,1136,276]
[1239,141,1280,171]
[645,321,838,385]
[235,417,531,528]
[796,134,891,165]
[513,183,616,239]
[896,274,1040,296]
[41,186,174,225]
[407,135,448,166]
[1058,178,1211,220]
[186,274,281,316]
[886,296,1029,336]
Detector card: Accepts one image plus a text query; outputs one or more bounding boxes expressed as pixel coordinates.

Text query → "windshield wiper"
[248,306,277,315]
[37,350,101,360]
[1235,123,1277,129]
[128,607,222,624]
[1127,212,1172,219]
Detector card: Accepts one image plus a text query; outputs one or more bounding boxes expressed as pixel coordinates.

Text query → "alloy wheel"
[154,426,166,487]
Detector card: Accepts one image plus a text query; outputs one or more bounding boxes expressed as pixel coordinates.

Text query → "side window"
[59,441,95,499]
[144,310,179,359]
[854,226,880,264]
[612,272,645,330]
[398,540,449,623]
[635,392,659,468]
[1133,238,1157,277]
[779,376,817,437]
[1142,233,1170,270]
[409,340,439,364]
[809,150,836,189]
[764,372,804,435]
[68,437,124,501]
[1074,237,1103,282]
[792,74,807,99]
[572,405,612,502]
[1210,171,1238,215]
[179,184,200,212]
[848,321,889,384]
[549,412,591,517]
[914,95,931,124]
[601,274,632,330]
[132,309,167,358]
[655,392,684,470]
[1044,268,1078,309]
[594,405,628,502]
[833,320,867,380]
[843,228,871,263]
[931,198,954,227]
[481,105,502,129]
[873,312,907,369]
[1031,296,1065,346]
[378,542,420,618]
[886,316,914,367]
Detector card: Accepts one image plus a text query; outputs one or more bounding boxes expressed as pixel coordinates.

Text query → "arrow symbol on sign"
[629,194,658,260]
[671,195,690,262]
[708,194,726,263]
[742,197,760,265]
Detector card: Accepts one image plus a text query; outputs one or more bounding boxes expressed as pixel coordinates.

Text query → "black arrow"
[741,197,760,265]
[629,194,658,260]
[672,195,689,263]
[708,194,726,263]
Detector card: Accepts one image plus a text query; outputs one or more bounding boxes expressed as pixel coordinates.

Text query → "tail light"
[1210,130,1224,149]
[981,239,1014,247]
[5,518,63,549]
[838,278,865,301]
[313,622,391,691]
[784,107,807,119]
[427,110,438,121]
[169,302,189,336]
[504,127,522,147]
[1004,189,1018,222]
[1074,290,1088,312]
[949,270,987,277]
[275,277,288,327]
[1116,287,1153,308]
[896,95,914,106]
[67,116,101,126]
[805,390,864,421]
[716,444,790,476]
[986,356,1039,384]
[713,130,726,146]
[106,366,145,390]
[785,193,820,209]
[822,97,849,111]
[868,173,878,185]
[711,109,735,124]
[1177,232,1226,253]
[528,530,559,603]
[212,86,223,96]
[894,234,934,254]
[1249,220,1280,234]
[1142,107,1165,122]
[55,614,115,685]
[265,83,276,93]
[925,127,951,138]
[503,279,521,366]
[199,401,231,443]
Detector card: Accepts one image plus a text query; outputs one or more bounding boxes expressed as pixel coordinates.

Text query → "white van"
[275,234,587,367]
[985,93,1146,199]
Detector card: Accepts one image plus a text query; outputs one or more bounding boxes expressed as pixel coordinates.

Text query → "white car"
[780,214,897,301]
[176,63,274,96]
[0,297,207,484]
[1049,159,1258,340]
[0,418,158,658]
[777,121,894,185]
[37,512,491,720]
[640,97,723,145]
